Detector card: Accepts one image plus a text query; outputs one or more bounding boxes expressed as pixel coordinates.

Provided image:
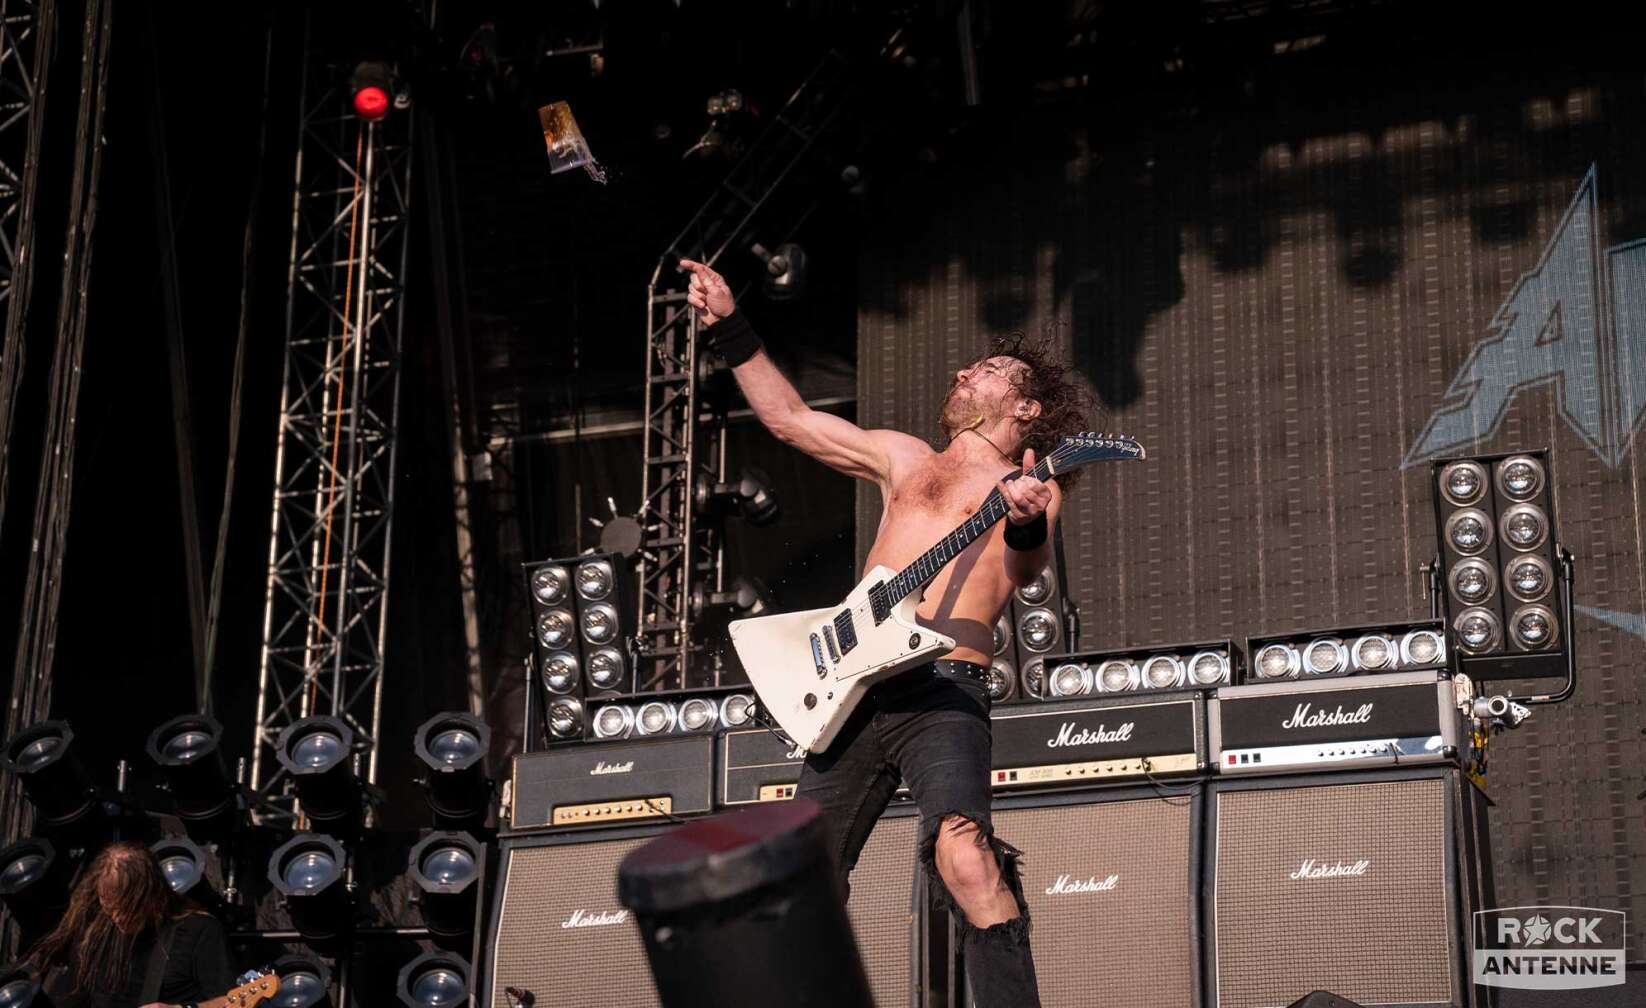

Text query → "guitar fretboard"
[877,456,1056,606]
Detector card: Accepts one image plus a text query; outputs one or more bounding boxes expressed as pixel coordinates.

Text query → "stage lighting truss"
[1431,450,1569,680]
[268,834,351,941]
[271,954,333,1008]
[396,950,470,1008]
[1045,641,1236,698]
[1244,620,1449,684]
[590,689,757,741]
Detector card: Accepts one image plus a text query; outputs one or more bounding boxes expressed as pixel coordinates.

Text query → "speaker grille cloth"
[1214,778,1452,1008]
[846,814,919,1008]
[1001,797,1195,1008]
[490,835,658,1007]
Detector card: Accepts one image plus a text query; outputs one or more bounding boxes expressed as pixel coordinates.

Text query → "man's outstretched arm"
[681,258,915,485]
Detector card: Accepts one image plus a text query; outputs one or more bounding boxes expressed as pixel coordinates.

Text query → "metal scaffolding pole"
[250,14,414,821]
[637,50,851,692]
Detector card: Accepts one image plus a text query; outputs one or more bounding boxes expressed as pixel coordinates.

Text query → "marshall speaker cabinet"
[1209,670,1465,775]
[1205,766,1493,1008]
[989,691,1206,789]
[979,785,1204,1008]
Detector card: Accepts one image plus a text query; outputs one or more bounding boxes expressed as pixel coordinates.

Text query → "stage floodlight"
[1019,657,1047,700]
[396,951,470,1008]
[536,608,576,650]
[545,697,585,741]
[150,837,217,903]
[1495,454,1544,500]
[636,701,678,737]
[1095,658,1140,693]
[1142,654,1186,689]
[1015,568,1053,606]
[677,697,719,733]
[1438,460,1488,506]
[1016,608,1059,653]
[1454,607,1502,654]
[1499,503,1549,551]
[0,838,69,933]
[414,713,492,827]
[693,577,771,620]
[1302,639,1347,676]
[540,651,579,695]
[1254,643,1300,680]
[409,832,483,942]
[1247,622,1445,683]
[1508,604,1559,649]
[580,602,620,646]
[349,61,393,121]
[985,659,1016,702]
[1,721,97,830]
[1188,650,1231,686]
[991,615,1011,656]
[271,954,333,1008]
[575,557,616,601]
[751,241,807,301]
[697,468,781,527]
[1506,554,1553,602]
[719,694,754,728]
[585,646,627,693]
[269,834,350,941]
[275,717,360,834]
[530,564,571,606]
[0,967,48,1008]
[1049,662,1092,697]
[593,704,635,740]
[146,714,236,831]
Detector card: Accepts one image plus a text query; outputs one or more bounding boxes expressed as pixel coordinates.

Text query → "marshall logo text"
[590,761,634,776]
[1282,703,1374,730]
[1045,873,1120,895]
[1047,721,1134,748]
[562,908,629,928]
[1290,859,1371,880]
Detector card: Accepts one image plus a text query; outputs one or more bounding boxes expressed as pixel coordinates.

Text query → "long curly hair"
[24,841,194,996]
[982,330,1102,491]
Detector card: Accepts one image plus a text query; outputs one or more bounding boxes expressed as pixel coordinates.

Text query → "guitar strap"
[139,919,182,1005]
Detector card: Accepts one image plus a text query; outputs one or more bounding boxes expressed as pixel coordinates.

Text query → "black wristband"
[1003,512,1048,551]
[704,309,763,367]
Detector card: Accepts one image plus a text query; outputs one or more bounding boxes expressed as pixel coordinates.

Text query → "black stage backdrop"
[851,75,1646,955]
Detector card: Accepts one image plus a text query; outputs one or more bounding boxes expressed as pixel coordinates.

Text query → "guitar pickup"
[833,610,858,655]
[810,634,827,677]
[821,624,841,663]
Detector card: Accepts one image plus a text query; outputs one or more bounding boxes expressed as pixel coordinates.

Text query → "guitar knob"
[803,694,816,710]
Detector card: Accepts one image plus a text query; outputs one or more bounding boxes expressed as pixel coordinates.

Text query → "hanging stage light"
[270,954,333,1008]
[408,831,483,943]
[696,468,781,527]
[414,713,493,828]
[1244,620,1448,683]
[275,717,361,833]
[269,834,351,942]
[750,241,808,301]
[0,967,48,1008]
[150,836,218,904]
[146,715,237,833]
[2,722,98,832]
[396,951,470,1008]
[349,61,393,121]
[0,838,70,935]
[692,576,772,621]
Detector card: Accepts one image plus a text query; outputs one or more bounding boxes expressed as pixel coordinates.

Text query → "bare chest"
[885,460,1004,530]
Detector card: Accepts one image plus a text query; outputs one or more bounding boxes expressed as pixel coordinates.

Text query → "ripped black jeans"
[794,660,1041,1008]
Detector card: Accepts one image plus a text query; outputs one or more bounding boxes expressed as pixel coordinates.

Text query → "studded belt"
[929,659,990,684]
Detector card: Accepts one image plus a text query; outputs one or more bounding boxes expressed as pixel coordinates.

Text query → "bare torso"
[862,443,1021,666]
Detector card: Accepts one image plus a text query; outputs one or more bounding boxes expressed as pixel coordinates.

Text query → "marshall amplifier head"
[509,734,713,832]
[1210,669,1465,775]
[990,691,1205,790]
[719,727,807,805]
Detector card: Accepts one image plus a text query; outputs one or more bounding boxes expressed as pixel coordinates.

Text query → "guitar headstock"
[226,967,280,1008]
[1047,432,1147,472]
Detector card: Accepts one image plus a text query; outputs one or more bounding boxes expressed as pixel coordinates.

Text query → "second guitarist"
[683,258,1098,1008]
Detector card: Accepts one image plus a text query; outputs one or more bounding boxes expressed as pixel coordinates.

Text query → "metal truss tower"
[250,17,415,819]
[637,52,850,692]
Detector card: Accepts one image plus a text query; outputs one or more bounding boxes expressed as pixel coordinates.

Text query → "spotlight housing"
[1048,662,1092,697]
[719,694,754,728]
[545,697,586,742]
[349,61,394,121]
[593,704,636,740]
[146,714,236,831]
[1019,658,1047,700]
[1,721,97,829]
[414,713,493,828]
[0,837,70,933]
[268,834,350,941]
[271,953,334,1008]
[408,831,483,943]
[1244,621,1448,683]
[0,967,44,1008]
[985,659,1016,702]
[274,717,361,833]
[696,468,781,526]
[396,951,471,1008]
[150,836,217,903]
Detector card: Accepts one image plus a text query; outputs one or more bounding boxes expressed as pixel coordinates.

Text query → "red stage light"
[353,85,390,121]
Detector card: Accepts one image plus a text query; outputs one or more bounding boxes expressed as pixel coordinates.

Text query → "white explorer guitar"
[729,432,1145,752]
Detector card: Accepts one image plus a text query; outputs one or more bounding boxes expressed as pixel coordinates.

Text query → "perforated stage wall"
[852,74,1646,956]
